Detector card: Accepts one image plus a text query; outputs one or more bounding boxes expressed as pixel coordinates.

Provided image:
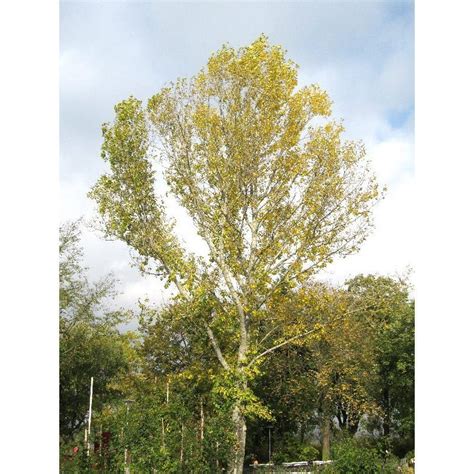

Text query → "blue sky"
[60,0,414,310]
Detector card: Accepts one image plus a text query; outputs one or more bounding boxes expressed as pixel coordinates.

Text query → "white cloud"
[60,49,97,92]
[370,137,414,187]
[320,144,415,285]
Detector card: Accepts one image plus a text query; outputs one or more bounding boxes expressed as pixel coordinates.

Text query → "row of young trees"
[59,222,414,472]
[60,36,414,473]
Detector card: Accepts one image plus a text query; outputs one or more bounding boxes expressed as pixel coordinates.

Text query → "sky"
[60,0,414,315]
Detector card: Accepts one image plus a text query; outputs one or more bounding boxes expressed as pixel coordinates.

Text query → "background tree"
[249,282,380,461]
[86,301,235,472]
[59,221,132,440]
[306,285,379,460]
[347,274,415,455]
[248,341,319,464]
[89,35,380,473]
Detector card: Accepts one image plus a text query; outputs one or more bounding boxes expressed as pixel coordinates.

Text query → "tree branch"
[204,322,230,370]
[248,328,318,367]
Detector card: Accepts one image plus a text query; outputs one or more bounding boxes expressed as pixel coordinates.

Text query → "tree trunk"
[321,415,331,461]
[180,423,184,465]
[227,405,247,474]
[200,398,205,442]
[382,387,391,436]
[348,418,359,436]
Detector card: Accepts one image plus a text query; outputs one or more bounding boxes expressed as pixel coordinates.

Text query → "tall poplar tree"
[90,36,380,473]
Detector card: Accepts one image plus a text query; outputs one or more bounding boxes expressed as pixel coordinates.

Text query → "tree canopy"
[59,222,132,439]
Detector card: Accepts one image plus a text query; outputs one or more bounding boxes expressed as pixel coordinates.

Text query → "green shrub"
[272,434,319,464]
[329,437,381,474]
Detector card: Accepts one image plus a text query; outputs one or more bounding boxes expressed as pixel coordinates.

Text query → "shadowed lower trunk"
[227,405,247,474]
[382,386,391,436]
[321,414,331,461]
